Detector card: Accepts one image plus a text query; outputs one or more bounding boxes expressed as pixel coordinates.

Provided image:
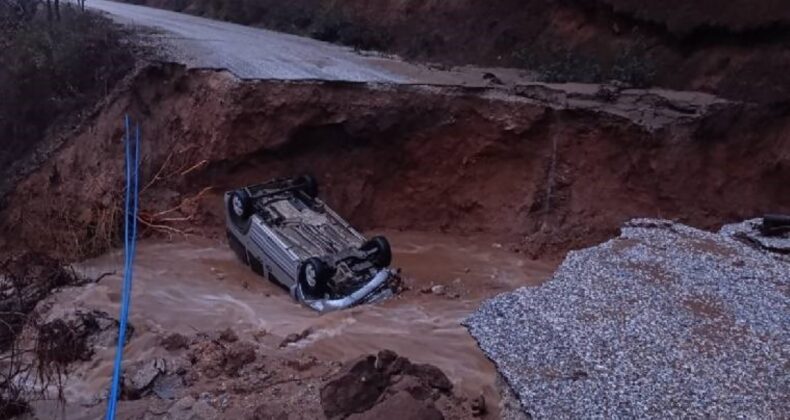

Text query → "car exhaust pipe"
[298,269,393,313]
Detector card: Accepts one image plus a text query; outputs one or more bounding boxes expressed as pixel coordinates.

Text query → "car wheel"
[362,236,392,268]
[297,174,318,198]
[298,257,332,298]
[228,189,252,232]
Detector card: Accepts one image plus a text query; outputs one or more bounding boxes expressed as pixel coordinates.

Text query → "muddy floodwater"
[38,230,556,416]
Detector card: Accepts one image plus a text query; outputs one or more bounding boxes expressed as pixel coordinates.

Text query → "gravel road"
[465,218,789,419]
[84,0,521,84]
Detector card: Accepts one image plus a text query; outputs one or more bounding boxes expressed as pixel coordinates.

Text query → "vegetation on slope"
[0,1,136,177]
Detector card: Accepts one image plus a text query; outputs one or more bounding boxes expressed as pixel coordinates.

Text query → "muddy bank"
[2,63,789,261]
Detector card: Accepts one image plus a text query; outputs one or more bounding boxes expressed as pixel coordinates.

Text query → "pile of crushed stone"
[720,217,790,255]
[465,218,789,418]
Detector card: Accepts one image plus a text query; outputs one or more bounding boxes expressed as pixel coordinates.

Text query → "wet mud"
[33,231,555,418]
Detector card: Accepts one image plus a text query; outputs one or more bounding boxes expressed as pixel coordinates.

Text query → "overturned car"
[225,175,399,312]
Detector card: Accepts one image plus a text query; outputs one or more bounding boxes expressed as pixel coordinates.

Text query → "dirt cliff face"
[1,64,788,260]
[124,0,790,103]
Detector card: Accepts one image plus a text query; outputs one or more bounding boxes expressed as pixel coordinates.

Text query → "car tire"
[362,236,392,268]
[298,257,332,298]
[228,189,252,232]
[297,174,318,198]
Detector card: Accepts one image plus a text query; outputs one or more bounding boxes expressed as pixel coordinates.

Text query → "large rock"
[320,355,389,419]
[347,391,443,420]
[465,219,790,418]
[320,350,453,419]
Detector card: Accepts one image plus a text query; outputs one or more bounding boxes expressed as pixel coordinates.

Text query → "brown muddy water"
[33,230,556,417]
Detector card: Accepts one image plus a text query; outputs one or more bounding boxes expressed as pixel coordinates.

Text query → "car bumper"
[296,268,396,313]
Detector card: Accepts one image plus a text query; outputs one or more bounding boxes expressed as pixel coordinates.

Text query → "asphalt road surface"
[85,0,513,84]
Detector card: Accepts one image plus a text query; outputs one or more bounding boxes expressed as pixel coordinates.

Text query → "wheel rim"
[305,264,317,288]
[232,195,244,217]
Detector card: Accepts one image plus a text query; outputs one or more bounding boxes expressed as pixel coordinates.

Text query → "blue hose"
[106,115,141,419]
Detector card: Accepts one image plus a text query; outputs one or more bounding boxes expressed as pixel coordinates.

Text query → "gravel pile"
[465,219,789,419]
[720,218,790,256]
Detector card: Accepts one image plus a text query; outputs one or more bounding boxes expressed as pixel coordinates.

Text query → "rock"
[430,285,445,295]
[388,375,432,401]
[279,328,312,348]
[252,329,268,342]
[191,399,219,419]
[482,72,503,86]
[471,394,487,417]
[250,403,295,420]
[152,373,184,400]
[172,395,195,411]
[348,391,444,420]
[321,350,454,420]
[406,363,453,393]
[162,333,190,351]
[284,356,318,372]
[375,349,398,369]
[218,327,238,343]
[321,355,388,419]
[224,341,256,376]
[124,359,167,398]
[146,398,173,416]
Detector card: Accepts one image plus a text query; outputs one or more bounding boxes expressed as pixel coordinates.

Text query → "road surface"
[85,0,520,84]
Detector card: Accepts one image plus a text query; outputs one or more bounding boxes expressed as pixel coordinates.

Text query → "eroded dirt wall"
[1,64,788,259]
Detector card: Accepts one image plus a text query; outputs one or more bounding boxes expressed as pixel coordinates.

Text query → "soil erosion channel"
[44,231,554,416]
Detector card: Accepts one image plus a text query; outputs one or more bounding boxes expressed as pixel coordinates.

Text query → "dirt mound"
[320,350,455,419]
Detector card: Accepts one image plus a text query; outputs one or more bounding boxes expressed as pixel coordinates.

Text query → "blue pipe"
[106,116,141,419]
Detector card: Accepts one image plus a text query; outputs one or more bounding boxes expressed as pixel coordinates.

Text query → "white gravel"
[465,218,789,419]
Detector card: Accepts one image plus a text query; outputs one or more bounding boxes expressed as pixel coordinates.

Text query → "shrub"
[0,4,136,174]
[310,8,392,51]
[514,45,604,83]
[514,41,656,87]
[610,40,657,88]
